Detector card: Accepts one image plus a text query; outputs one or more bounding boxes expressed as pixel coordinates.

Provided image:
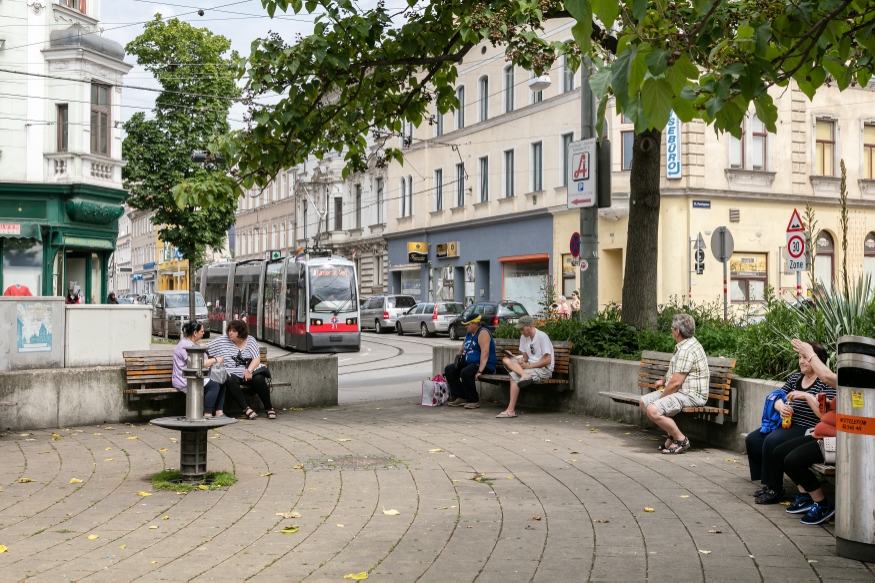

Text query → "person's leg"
[203,380,220,415]
[640,391,673,449]
[459,363,480,404]
[503,356,532,381]
[214,383,226,416]
[247,374,275,414]
[445,363,466,405]
[783,439,827,502]
[760,426,808,488]
[225,375,256,418]
[500,378,521,417]
[745,430,768,483]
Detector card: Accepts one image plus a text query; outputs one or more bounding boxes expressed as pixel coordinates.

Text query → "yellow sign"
[729,253,767,276]
[407,241,428,254]
[435,241,459,258]
[562,254,576,275]
[853,391,865,408]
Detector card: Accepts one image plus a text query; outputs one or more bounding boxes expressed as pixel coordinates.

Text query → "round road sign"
[787,234,805,259]
[570,232,581,258]
[579,259,589,272]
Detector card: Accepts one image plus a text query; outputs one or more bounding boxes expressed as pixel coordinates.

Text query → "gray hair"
[671,313,696,339]
[558,295,566,302]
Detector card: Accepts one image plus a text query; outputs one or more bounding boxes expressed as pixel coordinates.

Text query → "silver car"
[151,291,210,338]
[360,295,417,333]
[395,301,465,337]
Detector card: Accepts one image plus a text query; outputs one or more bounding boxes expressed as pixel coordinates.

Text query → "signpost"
[567,138,597,209]
[786,209,807,298]
[570,232,581,258]
[711,226,735,320]
[690,232,706,305]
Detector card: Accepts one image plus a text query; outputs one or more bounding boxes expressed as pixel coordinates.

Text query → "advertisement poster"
[17,303,53,353]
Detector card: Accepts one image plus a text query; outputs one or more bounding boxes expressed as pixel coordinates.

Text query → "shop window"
[502,258,548,316]
[2,238,43,296]
[865,125,875,180]
[57,104,68,151]
[437,265,454,301]
[562,254,576,297]
[815,230,834,293]
[729,253,767,303]
[401,271,421,297]
[815,119,835,176]
[90,84,111,156]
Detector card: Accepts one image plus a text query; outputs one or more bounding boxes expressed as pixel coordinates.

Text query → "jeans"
[444,362,494,403]
[773,435,824,493]
[203,379,226,414]
[225,373,273,412]
[745,425,808,487]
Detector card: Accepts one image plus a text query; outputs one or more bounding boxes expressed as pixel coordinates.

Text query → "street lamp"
[529,75,552,92]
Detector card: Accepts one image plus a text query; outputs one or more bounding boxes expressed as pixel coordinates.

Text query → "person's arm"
[523,354,552,369]
[791,339,837,388]
[474,329,491,380]
[242,339,260,380]
[786,389,827,419]
[662,372,689,396]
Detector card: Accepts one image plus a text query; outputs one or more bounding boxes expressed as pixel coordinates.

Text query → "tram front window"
[309,266,356,313]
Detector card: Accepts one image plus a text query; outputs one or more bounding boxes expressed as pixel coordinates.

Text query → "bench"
[599,350,738,424]
[477,339,573,392]
[811,463,835,476]
[123,346,289,401]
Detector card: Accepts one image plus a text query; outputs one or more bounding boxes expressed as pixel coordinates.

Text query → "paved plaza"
[1,398,873,582]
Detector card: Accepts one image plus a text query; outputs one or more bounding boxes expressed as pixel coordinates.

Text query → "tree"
[123,16,242,322]
[174,0,875,329]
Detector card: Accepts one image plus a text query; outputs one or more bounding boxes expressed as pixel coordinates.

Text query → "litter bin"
[835,335,875,562]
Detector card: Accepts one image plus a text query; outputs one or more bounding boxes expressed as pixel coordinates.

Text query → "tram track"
[337,334,447,376]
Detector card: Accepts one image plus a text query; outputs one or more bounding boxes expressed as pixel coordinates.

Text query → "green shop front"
[0,183,125,303]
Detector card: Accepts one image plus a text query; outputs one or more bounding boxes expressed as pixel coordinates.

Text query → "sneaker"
[463,402,481,409]
[754,487,784,505]
[753,486,767,497]
[447,398,466,407]
[799,500,836,525]
[786,494,815,514]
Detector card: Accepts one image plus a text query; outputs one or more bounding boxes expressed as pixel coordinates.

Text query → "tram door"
[232,262,262,332]
[261,260,284,345]
[204,264,231,334]
[284,259,307,350]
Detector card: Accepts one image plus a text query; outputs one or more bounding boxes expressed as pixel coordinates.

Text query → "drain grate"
[301,454,402,472]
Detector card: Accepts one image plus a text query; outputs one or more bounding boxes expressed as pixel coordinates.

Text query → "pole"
[722,228,728,320]
[796,270,802,299]
[579,57,599,318]
[688,237,693,308]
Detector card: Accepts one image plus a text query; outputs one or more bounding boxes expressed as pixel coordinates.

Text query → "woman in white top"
[206,320,276,420]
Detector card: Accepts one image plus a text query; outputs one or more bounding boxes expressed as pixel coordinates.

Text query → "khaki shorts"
[509,367,552,384]
[640,390,704,417]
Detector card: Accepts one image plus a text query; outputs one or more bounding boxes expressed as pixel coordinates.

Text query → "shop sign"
[63,236,115,250]
[665,110,682,179]
[143,262,156,269]
[436,241,460,258]
[0,223,21,235]
[408,241,428,263]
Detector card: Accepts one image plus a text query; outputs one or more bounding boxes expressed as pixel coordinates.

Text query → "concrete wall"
[0,297,65,371]
[65,305,152,367]
[433,346,782,452]
[0,355,338,431]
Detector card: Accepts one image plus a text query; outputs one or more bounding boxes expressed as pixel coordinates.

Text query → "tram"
[197,252,360,352]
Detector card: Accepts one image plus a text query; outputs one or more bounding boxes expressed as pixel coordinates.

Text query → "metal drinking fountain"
[151,344,236,480]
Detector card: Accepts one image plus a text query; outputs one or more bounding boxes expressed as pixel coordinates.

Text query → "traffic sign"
[579,259,589,272]
[570,232,581,258]
[786,209,807,272]
[710,227,734,262]
[567,138,597,209]
[787,208,805,232]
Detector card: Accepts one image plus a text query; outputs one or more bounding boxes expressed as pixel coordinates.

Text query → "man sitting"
[496,315,554,419]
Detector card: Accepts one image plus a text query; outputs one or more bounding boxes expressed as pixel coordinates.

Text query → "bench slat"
[124,388,181,395]
[641,351,736,369]
[811,463,836,476]
[598,391,642,405]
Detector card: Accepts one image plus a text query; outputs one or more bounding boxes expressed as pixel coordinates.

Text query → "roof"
[49,26,126,61]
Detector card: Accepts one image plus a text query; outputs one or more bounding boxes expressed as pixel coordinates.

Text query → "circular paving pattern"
[0,399,873,582]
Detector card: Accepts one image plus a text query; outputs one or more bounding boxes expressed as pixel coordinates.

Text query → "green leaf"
[665,64,687,95]
[570,18,593,56]
[592,0,619,29]
[628,50,648,98]
[671,96,696,123]
[632,0,647,21]
[595,96,609,139]
[624,96,647,134]
[705,95,723,120]
[611,45,636,109]
[589,66,612,98]
[642,78,673,130]
[673,54,699,80]
[753,95,778,133]
[644,50,670,76]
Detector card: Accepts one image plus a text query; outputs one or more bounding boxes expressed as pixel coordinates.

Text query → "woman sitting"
[173,321,226,418]
[206,320,276,420]
[744,339,836,505]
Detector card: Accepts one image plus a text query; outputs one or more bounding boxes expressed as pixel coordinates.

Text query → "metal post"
[796,270,802,299]
[579,58,599,318]
[688,237,694,308]
[722,228,728,320]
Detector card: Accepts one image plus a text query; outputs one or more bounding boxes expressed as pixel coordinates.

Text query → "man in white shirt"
[496,315,553,418]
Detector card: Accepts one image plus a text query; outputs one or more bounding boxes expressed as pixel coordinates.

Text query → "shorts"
[509,367,552,384]
[640,390,704,417]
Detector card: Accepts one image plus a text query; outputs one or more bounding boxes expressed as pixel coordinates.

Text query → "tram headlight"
[310,318,323,326]
[345,318,357,325]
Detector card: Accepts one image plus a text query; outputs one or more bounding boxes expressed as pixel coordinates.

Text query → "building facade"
[129,209,157,295]
[110,204,132,293]
[385,20,875,314]
[0,1,132,302]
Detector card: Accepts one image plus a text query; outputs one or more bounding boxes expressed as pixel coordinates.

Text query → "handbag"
[818,437,836,464]
[251,364,272,379]
[421,374,449,406]
[209,362,228,384]
[454,353,466,372]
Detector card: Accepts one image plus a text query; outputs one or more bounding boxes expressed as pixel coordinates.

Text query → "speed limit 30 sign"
[786,209,807,273]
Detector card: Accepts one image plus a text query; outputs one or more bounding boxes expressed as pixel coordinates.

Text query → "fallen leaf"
[104,458,115,462]
[708,529,722,534]
[149,526,159,530]
[428,449,442,453]
[88,534,99,540]
[293,464,303,470]
[779,501,791,506]
[52,434,61,441]
[643,507,655,513]
[308,488,316,491]
[93,433,102,436]
[507,476,514,480]
[118,544,126,549]
[467,525,474,528]
[151,561,158,564]
[570,451,581,454]
[451,479,460,483]
[18,478,36,483]
[625,432,631,435]
[158,448,168,453]
[105,447,112,451]
[553,448,558,451]
[435,506,448,510]
[169,438,177,443]
[0,545,6,553]
[343,573,368,580]
[690,464,697,467]
[210,435,220,439]
[544,440,551,442]
[137,491,152,497]
[323,418,328,420]
[569,459,578,463]
[808,559,818,563]
[375,408,381,410]
[723,458,738,463]
[337,524,344,527]
[382,507,400,516]
[25,439,35,441]
[198,485,209,490]
[698,550,712,554]
[260,473,273,477]
[105,427,114,430]
[595,519,610,523]
[69,478,83,484]
[512,431,519,434]
[590,428,599,433]
[473,477,482,482]
[281,525,299,534]
[18,433,30,436]
[532,516,542,521]
[276,512,301,519]
[338,439,351,442]
[126,436,138,440]
[679,495,690,498]
[650,437,660,441]
[162,516,169,520]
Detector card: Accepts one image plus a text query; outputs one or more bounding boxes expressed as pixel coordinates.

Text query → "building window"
[531,71,542,103]
[456,86,465,130]
[479,76,488,122]
[815,119,835,176]
[751,115,767,170]
[303,206,308,239]
[479,156,489,202]
[400,179,407,217]
[815,230,834,293]
[434,168,443,211]
[90,84,110,156]
[531,141,543,192]
[504,150,514,198]
[504,66,514,113]
[864,125,875,180]
[376,177,384,224]
[455,163,465,207]
[621,131,634,170]
[374,255,382,286]
[865,233,875,280]
[435,108,443,137]
[730,253,767,303]
[407,176,413,216]
[57,0,86,14]
[57,104,68,152]
[563,55,575,93]
[561,132,573,186]
[333,197,343,231]
[730,120,744,169]
[355,184,362,229]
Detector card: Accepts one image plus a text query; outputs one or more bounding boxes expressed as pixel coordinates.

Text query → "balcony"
[44,152,125,186]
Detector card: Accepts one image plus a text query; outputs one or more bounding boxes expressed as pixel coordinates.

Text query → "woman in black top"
[744,340,836,504]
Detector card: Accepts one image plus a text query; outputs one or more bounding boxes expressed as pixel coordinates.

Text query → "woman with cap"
[445,314,497,409]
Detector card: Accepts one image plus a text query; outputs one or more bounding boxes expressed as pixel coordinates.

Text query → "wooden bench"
[123,346,289,401]
[477,339,573,392]
[811,463,835,476]
[599,350,738,424]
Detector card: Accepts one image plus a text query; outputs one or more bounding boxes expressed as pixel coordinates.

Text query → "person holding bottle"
[744,339,836,505]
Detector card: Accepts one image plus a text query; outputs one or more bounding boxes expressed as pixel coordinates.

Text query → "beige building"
[384,19,875,314]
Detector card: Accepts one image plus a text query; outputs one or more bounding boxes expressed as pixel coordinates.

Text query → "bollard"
[151,343,236,481]
[835,335,875,562]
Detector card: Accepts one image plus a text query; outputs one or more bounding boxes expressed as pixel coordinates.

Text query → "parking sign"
[567,138,597,209]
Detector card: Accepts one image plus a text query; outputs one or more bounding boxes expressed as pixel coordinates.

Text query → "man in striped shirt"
[639,313,710,454]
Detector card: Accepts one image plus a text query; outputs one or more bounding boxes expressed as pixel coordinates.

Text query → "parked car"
[139,294,153,306]
[118,297,134,304]
[151,291,210,338]
[395,301,466,337]
[360,295,417,333]
[446,301,529,340]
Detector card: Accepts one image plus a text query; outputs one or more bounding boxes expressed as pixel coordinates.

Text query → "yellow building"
[157,241,189,291]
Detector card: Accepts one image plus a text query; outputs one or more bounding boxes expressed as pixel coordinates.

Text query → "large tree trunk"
[621,129,662,330]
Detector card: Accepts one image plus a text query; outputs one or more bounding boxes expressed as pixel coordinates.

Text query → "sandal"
[517,378,535,389]
[657,435,672,451]
[662,437,690,454]
[267,409,277,420]
[243,408,257,420]
[496,411,518,419]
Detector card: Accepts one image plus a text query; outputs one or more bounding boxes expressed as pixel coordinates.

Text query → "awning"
[389,263,424,272]
[0,222,42,241]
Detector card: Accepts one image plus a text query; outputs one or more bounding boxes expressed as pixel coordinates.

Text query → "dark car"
[446,301,529,340]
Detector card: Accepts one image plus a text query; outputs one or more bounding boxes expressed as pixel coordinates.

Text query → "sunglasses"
[529,344,535,355]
